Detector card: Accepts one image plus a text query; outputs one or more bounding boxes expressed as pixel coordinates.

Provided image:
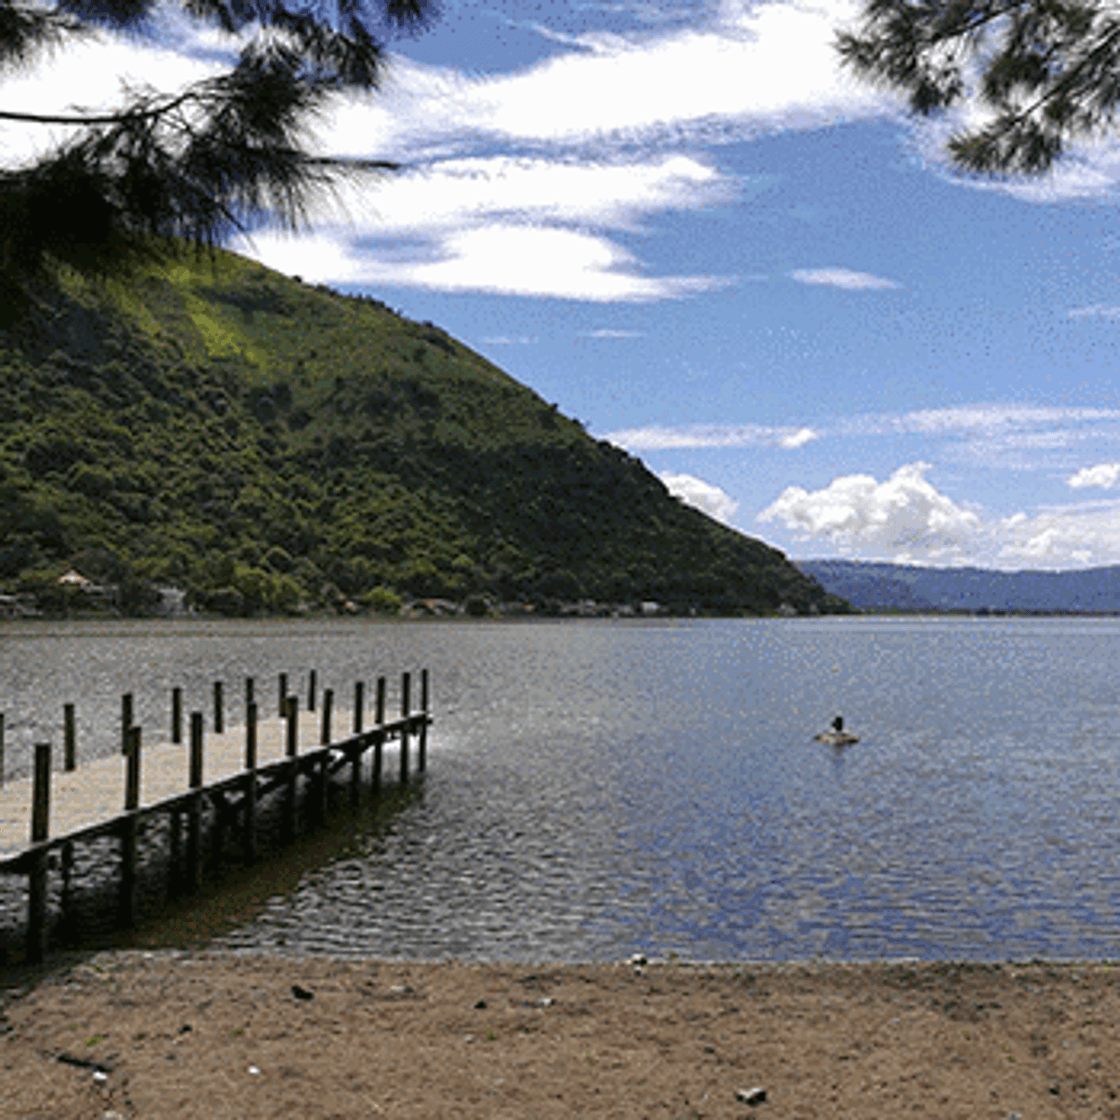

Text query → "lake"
[3,614,1120,962]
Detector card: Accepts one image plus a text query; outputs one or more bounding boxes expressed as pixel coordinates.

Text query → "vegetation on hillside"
[0,250,849,617]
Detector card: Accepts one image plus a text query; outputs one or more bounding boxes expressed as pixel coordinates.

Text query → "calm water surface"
[3,615,1120,961]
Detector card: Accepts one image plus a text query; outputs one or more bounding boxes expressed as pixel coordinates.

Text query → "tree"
[836,0,1120,173]
[0,0,432,273]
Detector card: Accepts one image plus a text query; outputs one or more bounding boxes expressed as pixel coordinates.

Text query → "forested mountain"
[798,559,1120,614]
[0,250,847,617]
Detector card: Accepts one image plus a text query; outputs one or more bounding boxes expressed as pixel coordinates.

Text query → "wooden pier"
[0,669,430,965]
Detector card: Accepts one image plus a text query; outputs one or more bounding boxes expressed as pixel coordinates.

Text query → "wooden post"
[418,668,429,772]
[279,672,288,718]
[350,681,364,806]
[321,688,333,745]
[399,672,411,785]
[353,682,364,734]
[31,742,51,844]
[186,713,203,893]
[64,703,76,772]
[245,676,254,715]
[283,695,298,842]
[372,677,385,797]
[171,687,182,745]
[314,688,331,824]
[27,743,51,964]
[213,681,224,735]
[119,726,141,929]
[244,701,257,864]
[121,692,133,755]
[125,726,141,810]
[0,712,4,787]
[308,668,317,712]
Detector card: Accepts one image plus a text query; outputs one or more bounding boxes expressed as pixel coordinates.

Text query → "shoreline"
[4,949,1119,1117]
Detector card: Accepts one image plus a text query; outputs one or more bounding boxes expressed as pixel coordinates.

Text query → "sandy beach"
[3,950,1119,1118]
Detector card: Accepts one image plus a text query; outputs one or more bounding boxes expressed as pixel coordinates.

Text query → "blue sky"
[7,0,1120,569]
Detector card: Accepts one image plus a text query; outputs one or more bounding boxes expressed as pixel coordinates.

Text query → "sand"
[3,950,1119,1118]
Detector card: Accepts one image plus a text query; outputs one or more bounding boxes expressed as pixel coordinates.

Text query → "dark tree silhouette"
[0,0,433,272]
[837,0,1120,173]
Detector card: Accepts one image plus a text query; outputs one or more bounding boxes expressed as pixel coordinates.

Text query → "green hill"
[0,250,848,617]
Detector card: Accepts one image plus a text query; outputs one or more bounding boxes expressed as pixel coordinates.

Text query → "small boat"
[815,715,858,745]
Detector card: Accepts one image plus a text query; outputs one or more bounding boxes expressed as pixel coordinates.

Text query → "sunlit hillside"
[0,250,848,616]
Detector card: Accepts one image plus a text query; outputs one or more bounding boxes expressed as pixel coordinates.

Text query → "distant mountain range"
[797,559,1120,614]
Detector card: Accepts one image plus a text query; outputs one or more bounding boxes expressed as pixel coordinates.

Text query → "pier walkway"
[0,669,430,963]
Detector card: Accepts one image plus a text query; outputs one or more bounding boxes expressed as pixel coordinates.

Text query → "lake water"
[3,615,1120,962]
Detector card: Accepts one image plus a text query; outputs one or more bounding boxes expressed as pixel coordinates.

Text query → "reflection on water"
[3,615,1120,960]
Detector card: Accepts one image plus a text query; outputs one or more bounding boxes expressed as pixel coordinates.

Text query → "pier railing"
[0,668,430,964]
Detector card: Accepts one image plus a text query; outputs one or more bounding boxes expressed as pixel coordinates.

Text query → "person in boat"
[832,715,843,733]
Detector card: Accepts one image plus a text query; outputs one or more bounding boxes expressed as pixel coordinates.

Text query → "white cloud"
[761,460,1120,568]
[904,67,1120,203]
[994,501,1120,567]
[1070,305,1120,321]
[1068,463,1120,489]
[837,404,1120,471]
[482,335,536,345]
[318,154,737,233]
[578,329,643,338]
[605,422,819,450]
[758,462,981,562]
[789,267,902,291]
[780,427,819,449]
[0,31,225,164]
[659,471,739,523]
[338,0,889,155]
[235,154,738,299]
[245,222,733,301]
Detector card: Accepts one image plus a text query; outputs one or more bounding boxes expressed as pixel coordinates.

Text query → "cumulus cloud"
[789,267,902,291]
[758,462,981,562]
[659,471,739,524]
[605,422,819,450]
[1068,463,1120,489]
[994,501,1120,567]
[760,459,1120,568]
